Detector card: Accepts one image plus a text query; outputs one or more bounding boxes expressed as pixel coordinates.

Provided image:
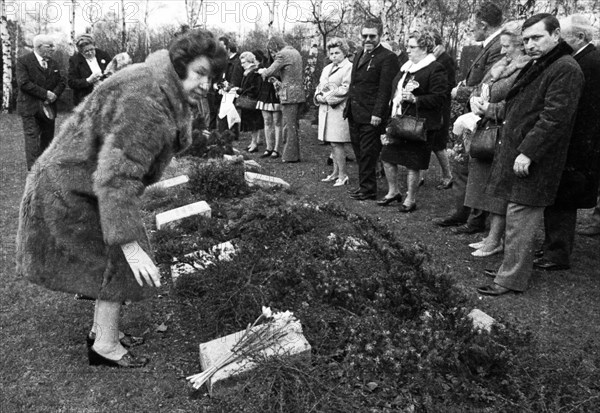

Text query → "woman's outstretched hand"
[120,241,161,287]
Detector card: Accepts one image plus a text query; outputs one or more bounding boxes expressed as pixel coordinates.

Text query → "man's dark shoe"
[433,216,466,227]
[533,257,570,271]
[347,186,362,195]
[350,192,376,201]
[453,224,486,235]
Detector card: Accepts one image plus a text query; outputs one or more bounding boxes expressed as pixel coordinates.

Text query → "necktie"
[41,59,48,70]
[359,51,370,67]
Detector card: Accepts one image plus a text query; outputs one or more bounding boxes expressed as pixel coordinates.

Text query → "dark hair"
[169,29,228,80]
[362,18,383,36]
[252,49,267,67]
[408,31,436,54]
[476,2,503,27]
[522,13,560,34]
[218,36,230,48]
[422,26,442,46]
[267,35,287,52]
[75,34,95,49]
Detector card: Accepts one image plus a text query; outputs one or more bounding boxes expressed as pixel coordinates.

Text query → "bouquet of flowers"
[187,307,299,389]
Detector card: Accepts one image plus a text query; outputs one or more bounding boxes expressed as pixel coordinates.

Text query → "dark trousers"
[449,159,488,228]
[349,119,383,195]
[22,113,55,170]
[542,205,577,266]
[281,103,301,162]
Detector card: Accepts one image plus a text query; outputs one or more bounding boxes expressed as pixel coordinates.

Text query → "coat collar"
[466,33,502,77]
[400,54,436,73]
[144,50,192,152]
[355,44,384,70]
[506,40,573,102]
[574,43,595,61]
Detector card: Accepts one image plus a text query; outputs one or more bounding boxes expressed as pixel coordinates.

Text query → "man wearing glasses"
[16,34,66,170]
[344,18,399,200]
[68,34,112,107]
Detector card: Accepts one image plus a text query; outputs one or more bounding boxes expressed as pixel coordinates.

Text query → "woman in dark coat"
[255,49,283,158]
[379,31,446,212]
[16,29,227,368]
[67,34,112,107]
[236,51,264,152]
[467,23,531,257]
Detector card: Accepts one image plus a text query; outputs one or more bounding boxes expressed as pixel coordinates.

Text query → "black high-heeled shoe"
[86,332,145,348]
[376,193,403,206]
[399,203,417,213]
[88,346,149,368]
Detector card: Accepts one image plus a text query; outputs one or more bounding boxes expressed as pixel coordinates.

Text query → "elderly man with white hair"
[534,14,600,270]
[16,34,66,170]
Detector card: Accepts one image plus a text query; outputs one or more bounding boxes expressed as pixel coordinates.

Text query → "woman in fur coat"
[16,29,227,368]
[466,23,531,257]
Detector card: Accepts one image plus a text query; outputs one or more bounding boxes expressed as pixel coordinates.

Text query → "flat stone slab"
[155,201,211,230]
[147,174,189,191]
[170,241,237,282]
[244,172,290,189]
[243,160,262,172]
[468,309,497,332]
[199,320,311,392]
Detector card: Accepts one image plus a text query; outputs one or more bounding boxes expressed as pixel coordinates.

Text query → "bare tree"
[184,0,204,28]
[1,0,11,112]
[304,0,348,51]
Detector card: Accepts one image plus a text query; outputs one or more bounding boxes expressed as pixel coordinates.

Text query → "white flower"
[101,59,106,64]
[261,306,272,318]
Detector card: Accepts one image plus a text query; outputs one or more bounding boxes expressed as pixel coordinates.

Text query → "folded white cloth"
[218,91,241,128]
[453,112,481,136]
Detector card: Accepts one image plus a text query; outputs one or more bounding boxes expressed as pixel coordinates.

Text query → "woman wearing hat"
[68,34,113,107]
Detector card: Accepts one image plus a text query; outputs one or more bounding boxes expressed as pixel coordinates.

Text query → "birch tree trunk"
[121,0,127,52]
[1,0,12,113]
[71,0,76,45]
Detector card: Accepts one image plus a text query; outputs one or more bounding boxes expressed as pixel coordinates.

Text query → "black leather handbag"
[386,104,427,143]
[235,95,258,110]
[470,115,500,161]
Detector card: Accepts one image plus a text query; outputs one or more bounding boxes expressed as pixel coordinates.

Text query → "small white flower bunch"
[187,306,298,389]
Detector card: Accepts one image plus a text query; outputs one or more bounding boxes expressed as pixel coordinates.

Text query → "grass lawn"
[1,111,599,412]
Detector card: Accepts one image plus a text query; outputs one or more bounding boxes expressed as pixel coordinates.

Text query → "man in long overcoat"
[534,14,600,270]
[16,34,66,170]
[260,36,306,162]
[477,14,584,296]
[344,18,399,200]
[435,1,503,232]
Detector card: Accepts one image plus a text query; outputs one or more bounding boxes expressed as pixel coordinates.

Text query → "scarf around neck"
[400,54,436,74]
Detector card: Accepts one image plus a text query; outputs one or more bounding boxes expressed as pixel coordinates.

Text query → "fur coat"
[16,50,192,302]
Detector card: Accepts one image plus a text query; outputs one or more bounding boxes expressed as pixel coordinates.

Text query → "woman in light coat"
[16,29,227,368]
[315,38,352,186]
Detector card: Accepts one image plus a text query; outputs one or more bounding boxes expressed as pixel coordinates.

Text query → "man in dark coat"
[477,14,584,296]
[435,2,503,232]
[534,14,600,270]
[16,34,66,170]
[68,34,112,107]
[344,18,399,200]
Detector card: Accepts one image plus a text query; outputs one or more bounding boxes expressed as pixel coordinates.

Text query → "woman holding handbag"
[466,22,531,257]
[235,52,265,152]
[379,31,446,212]
[315,38,353,187]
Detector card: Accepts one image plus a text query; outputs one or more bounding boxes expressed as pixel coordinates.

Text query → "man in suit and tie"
[344,18,399,200]
[435,1,504,232]
[16,34,66,170]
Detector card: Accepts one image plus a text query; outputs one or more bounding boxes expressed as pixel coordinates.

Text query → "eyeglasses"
[82,47,95,54]
[406,45,420,49]
[361,34,378,40]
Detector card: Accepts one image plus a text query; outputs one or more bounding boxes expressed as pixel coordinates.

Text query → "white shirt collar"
[33,51,46,65]
[573,42,591,57]
[483,28,502,48]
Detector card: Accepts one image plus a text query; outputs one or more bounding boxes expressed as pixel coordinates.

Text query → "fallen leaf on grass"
[156,323,168,333]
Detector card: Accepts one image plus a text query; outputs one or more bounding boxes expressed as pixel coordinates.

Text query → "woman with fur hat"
[16,29,227,368]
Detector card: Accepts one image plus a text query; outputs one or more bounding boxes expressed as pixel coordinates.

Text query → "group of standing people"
[211,35,305,163]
